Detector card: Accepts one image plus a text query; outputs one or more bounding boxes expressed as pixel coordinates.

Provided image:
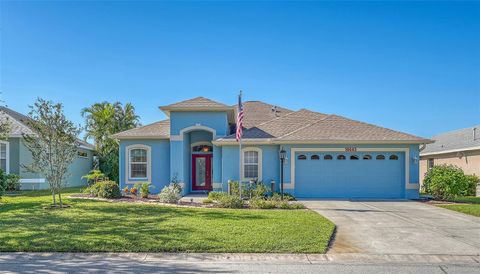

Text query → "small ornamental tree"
[22,98,81,208]
[0,93,11,141]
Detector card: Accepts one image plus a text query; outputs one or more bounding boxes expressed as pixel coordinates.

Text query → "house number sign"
[345,147,357,152]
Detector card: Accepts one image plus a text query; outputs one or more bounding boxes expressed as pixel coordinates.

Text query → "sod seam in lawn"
[0,189,335,253]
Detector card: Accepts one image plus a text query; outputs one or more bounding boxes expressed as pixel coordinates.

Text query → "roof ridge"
[277,115,332,139]
[431,125,480,138]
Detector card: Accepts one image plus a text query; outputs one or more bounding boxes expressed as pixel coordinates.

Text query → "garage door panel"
[295,152,405,198]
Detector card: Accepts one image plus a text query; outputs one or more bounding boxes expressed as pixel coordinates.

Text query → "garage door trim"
[290,147,416,191]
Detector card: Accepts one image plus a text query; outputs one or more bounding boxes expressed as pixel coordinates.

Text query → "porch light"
[279,148,286,161]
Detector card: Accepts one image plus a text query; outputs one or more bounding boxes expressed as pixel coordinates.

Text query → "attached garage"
[293,150,406,198]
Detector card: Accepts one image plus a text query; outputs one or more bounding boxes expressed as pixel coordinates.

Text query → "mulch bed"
[69,193,216,208]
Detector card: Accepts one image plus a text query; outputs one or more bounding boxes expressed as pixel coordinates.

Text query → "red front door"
[192,154,212,191]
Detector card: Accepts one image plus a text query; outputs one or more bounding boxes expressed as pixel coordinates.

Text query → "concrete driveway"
[302,200,480,255]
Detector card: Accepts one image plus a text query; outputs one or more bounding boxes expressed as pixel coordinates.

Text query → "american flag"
[236,92,244,142]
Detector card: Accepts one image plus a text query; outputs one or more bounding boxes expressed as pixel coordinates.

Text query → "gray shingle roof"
[114,97,430,144]
[112,120,170,139]
[239,101,293,129]
[0,106,95,150]
[421,125,480,155]
[278,115,428,142]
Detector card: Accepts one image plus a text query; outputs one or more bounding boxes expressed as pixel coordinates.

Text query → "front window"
[428,158,434,169]
[130,148,148,179]
[0,142,7,172]
[243,150,259,180]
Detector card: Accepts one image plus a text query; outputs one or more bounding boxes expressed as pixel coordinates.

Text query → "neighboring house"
[420,125,480,184]
[112,97,432,199]
[0,106,95,190]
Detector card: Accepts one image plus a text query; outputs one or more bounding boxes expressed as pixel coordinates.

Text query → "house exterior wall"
[169,111,229,137]
[5,137,93,190]
[119,139,170,193]
[221,145,281,192]
[420,150,480,185]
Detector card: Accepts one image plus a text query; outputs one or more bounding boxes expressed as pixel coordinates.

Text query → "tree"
[22,98,81,207]
[0,93,11,141]
[81,102,139,182]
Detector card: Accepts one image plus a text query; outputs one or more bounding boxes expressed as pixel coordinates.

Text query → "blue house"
[113,97,432,199]
[0,106,95,190]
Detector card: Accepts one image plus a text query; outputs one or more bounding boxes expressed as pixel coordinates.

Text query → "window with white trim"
[0,142,7,172]
[243,149,261,180]
[129,148,148,179]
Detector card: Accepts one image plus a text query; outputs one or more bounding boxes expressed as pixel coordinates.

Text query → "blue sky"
[1,1,479,138]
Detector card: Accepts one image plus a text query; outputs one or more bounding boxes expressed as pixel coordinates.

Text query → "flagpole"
[238,90,243,199]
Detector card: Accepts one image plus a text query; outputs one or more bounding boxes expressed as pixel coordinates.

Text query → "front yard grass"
[0,189,334,253]
[437,196,480,217]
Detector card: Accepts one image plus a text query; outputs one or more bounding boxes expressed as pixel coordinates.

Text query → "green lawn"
[0,189,334,253]
[438,196,480,217]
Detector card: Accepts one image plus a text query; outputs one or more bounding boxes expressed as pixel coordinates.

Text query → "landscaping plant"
[22,98,81,208]
[0,93,11,141]
[140,182,153,198]
[84,180,121,199]
[158,182,182,203]
[0,169,6,201]
[423,164,479,200]
[5,174,20,191]
[81,170,105,186]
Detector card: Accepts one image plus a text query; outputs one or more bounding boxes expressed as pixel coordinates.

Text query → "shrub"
[271,192,296,201]
[202,198,213,204]
[249,198,277,209]
[81,170,105,186]
[229,181,269,199]
[465,175,479,196]
[5,174,20,191]
[158,182,182,204]
[208,191,227,201]
[0,169,6,200]
[423,164,477,200]
[139,182,153,198]
[216,194,245,208]
[85,180,121,199]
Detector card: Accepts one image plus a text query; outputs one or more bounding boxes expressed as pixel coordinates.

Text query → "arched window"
[129,147,149,179]
[242,148,262,181]
[376,154,385,160]
[350,155,359,160]
[389,155,399,160]
[324,154,333,160]
[311,155,320,160]
[337,154,346,160]
[192,145,213,153]
[297,154,307,160]
[363,154,372,160]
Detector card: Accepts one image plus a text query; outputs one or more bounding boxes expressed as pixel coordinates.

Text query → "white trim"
[20,178,46,183]
[290,147,414,192]
[212,183,222,189]
[420,146,480,156]
[240,147,263,182]
[171,125,217,141]
[190,141,212,147]
[213,140,432,146]
[125,144,152,184]
[0,140,9,174]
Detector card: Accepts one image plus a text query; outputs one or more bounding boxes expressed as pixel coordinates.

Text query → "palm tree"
[81,102,140,182]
